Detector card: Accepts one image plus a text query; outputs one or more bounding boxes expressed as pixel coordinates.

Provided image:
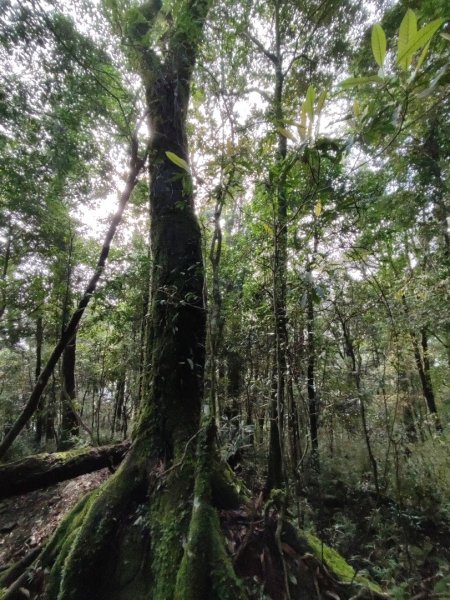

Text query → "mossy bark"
[14,2,248,599]
[174,421,246,600]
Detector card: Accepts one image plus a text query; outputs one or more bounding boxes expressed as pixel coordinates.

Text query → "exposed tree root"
[0,426,387,600]
[174,420,247,599]
[0,421,247,600]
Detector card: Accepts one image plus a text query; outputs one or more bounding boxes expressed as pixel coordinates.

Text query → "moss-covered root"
[175,499,247,600]
[43,460,145,600]
[210,459,250,509]
[174,419,247,600]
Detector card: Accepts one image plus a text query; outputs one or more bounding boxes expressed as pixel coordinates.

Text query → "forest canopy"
[0,0,449,598]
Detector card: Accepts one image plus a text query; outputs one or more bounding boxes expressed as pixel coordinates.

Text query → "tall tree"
[32,1,245,597]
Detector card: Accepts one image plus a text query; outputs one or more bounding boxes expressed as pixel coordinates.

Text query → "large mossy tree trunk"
[31,2,246,599]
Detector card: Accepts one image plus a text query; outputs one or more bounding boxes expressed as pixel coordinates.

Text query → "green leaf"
[314,200,322,217]
[303,85,315,119]
[371,23,387,67]
[339,76,383,89]
[277,127,297,142]
[165,151,190,172]
[397,9,417,70]
[397,18,446,67]
[416,40,430,71]
[296,121,307,140]
[316,90,328,115]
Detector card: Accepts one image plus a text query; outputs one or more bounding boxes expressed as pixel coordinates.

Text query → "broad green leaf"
[303,85,315,119]
[314,200,322,217]
[397,18,445,67]
[339,76,383,89]
[416,40,430,71]
[298,106,308,140]
[277,127,297,142]
[397,9,417,70]
[165,151,190,172]
[296,122,307,138]
[371,23,387,67]
[316,90,328,115]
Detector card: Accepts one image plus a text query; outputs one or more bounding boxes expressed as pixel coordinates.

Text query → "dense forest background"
[0,0,449,598]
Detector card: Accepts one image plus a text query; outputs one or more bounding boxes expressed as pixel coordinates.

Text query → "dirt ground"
[0,469,110,568]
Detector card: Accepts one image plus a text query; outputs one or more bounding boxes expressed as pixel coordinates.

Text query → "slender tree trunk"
[111,374,126,437]
[286,373,301,475]
[59,333,79,447]
[58,239,79,447]
[205,186,225,420]
[410,328,442,430]
[267,0,288,492]
[402,296,442,431]
[306,276,319,460]
[45,374,57,446]
[0,220,11,322]
[34,315,44,446]
[340,317,380,494]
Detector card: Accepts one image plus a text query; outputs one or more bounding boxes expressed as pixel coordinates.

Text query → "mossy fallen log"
[0,441,130,499]
[227,504,388,599]
[304,531,385,597]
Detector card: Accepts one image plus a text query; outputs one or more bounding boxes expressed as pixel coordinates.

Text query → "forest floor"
[1,468,450,598]
[0,469,109,568]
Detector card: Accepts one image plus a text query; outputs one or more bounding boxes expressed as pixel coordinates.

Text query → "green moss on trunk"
[174,420,247,599]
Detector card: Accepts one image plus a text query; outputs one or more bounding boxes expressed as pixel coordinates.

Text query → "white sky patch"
[74,193,117,236]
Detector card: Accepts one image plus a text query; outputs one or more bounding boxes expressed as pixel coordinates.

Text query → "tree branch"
[244,30,277,64]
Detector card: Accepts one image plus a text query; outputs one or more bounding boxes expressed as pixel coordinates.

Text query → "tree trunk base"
[0,427,386,600]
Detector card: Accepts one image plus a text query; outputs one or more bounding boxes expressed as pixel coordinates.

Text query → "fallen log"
[0,441,130,500]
